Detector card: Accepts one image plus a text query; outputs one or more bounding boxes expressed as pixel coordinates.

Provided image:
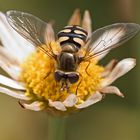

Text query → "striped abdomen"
[57,25,88,49]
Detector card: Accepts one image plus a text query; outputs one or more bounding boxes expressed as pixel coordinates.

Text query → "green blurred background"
[0,0,140,140]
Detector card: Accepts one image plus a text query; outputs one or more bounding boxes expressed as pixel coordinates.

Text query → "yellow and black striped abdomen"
[57,25,88,49]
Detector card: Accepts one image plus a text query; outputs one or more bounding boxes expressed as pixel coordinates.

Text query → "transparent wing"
[6,10,55,58]
[83,23,140,60]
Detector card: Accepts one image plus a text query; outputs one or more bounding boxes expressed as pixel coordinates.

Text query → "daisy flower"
[0,9,139,116]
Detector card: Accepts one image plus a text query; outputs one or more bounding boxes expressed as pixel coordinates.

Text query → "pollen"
[20,41,104,104]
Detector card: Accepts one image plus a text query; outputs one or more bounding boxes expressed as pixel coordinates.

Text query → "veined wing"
[6,10,55,58]
[83,23,140,60]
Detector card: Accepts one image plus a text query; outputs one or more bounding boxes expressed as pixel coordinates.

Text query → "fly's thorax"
[57,52,78,72]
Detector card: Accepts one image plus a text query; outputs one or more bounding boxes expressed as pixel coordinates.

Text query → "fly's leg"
[85,60,91,76]
[76,79,82,94]
[76,73,83,94]
[43,61,54,80]
[66,82,70,93]
[43,71,51,79]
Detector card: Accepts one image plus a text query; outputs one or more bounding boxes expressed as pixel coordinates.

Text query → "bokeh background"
[0,0,140,140]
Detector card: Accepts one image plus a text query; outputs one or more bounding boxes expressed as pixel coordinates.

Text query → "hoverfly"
[6,10,140,92]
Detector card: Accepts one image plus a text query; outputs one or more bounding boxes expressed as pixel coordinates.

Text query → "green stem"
[47,116,66,140]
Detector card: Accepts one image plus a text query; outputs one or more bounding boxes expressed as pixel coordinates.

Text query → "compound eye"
[54,71,64,82]
[68,73,79,84]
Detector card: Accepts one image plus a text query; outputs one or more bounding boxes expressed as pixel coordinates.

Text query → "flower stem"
[47,115,66,140]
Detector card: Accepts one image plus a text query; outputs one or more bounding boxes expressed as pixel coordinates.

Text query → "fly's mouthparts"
[60,82,70,92]
[60,82,64,91]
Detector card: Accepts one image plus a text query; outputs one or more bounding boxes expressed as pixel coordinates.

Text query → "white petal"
[0,12,35,63]
[63,94,78,107]
[0,86,30,100]
[76,92,103,109]
[82,10,92,37]
[45,23,55,43]
[10,31,35,59]
[0,57,20,80]
[0,47,20,66]
[100,86,124,97]
[0,46,21,79]
[68,9,81,26]
[0,74,25,90]
[20,101,45,111]
[49,100,67,111]
[102,58,136,86]
[101,59,118,77]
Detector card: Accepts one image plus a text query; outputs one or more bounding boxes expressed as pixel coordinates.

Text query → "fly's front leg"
[66,82,70,93]
[43,71,51,79]
[43,61,55,80]
[43,65,52,80]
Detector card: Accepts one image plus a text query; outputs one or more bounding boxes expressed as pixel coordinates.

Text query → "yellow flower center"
[20,41,104,104]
